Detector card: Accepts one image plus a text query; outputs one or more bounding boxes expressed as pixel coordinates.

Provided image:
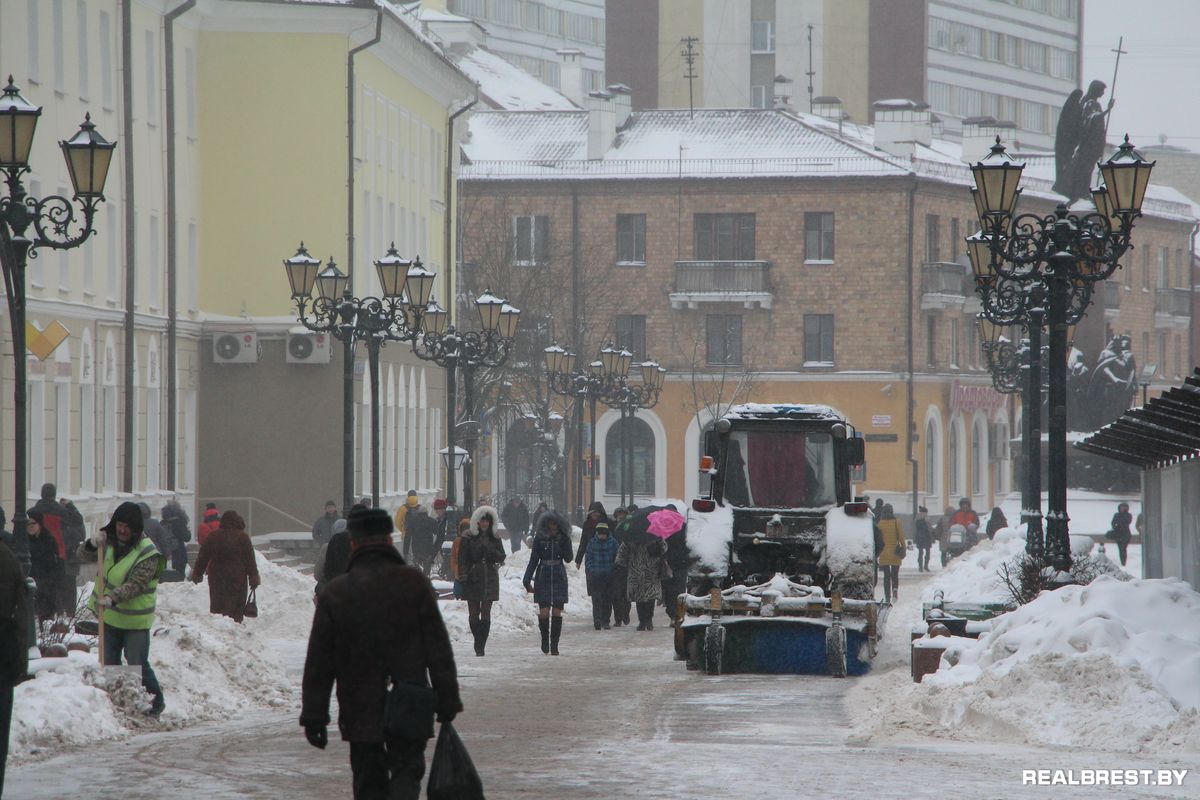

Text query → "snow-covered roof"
[453,48,576,112]
[462,108,908,180]
[723,403,846,422]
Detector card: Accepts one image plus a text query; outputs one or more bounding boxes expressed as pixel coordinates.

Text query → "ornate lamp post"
[599,345,666,507]
[970,135,1153,575]
[411,289,519,508]
[1,77,115,577]
[544,343,613,515]
[284,242,434,510]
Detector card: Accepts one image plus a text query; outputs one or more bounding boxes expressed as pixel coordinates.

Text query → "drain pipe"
[444,93,477,321]
[906,177,919,518]
[163,0,196,492]
[121,0,136,493]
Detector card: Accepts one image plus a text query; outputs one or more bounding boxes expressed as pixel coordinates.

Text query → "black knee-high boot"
[470,617,482,656]
[539,617,550,654]
[479,619,491,656]
[550,616,562,655]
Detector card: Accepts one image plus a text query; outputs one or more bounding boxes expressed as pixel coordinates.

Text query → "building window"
[949,317,960,368]
[1159,247,1170,288]
[948,421,961,496]
[512,215,549,265]
[706,314,743,366]
[1142,246,1150,289]
[751,20,775,53]
[616,214,646,264]
[972,419,984,495]
[926,315,937,367]
[1158,332,1167,378]
[966,320,978,370]
[99,10,113,107]
[804,314,834,365]
[605,415,655,496]
[804,212,835,261]
[750,85,769,109]
[1176,249,1185,288]
[926,214,941,262]
[949,218,960,261]
[76,1,88,99]
[1175,334,1183,378]
[694,214,755,260]
[28,0,40,82]
[614,315,646,362]
[925,418,940,501]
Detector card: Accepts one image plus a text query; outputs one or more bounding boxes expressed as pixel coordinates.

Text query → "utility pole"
[681,36,699,120]
[806,24,815,113]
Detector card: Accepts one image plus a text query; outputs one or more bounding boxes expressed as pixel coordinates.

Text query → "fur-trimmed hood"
[469,505,500,536]
[534,509,571,539]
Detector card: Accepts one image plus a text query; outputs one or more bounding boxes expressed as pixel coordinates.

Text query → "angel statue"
[1087,334,1137,429]
[1053,80,1110,204]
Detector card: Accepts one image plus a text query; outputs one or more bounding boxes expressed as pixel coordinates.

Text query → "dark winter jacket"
[140,504,177,562]
[320,531,352,592]
[161,502,192,545]
[1110,510,1133,545]
[458,506,506,603]
[301,543,462,742]
[574,502,609,568]
[583,533,618,577]
[31,497,68,560]
[403,508,438,563]
[914,517,933,549]
[60,501,87,565]
[192,511,260,623]
[28,519,65,619]
[985,508,1008,540]
[312,512,340,545]
[501,500,530,538]
[523,511,573,607]
[615,539,663,603]
[0,540,29,683]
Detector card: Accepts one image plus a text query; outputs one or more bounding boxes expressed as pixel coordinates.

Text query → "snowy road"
[8,565,1195,799]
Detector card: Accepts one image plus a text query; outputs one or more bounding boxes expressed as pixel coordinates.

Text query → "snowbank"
[686,503,733,575]
[919,525,1029,605]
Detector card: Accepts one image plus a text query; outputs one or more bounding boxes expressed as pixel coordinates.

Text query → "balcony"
[1155,287,1192,328]
[1103,281,1121,320]
[920,261,969,310]
[669,261,773,309]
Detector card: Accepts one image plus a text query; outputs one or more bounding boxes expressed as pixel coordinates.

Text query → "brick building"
[457,99,1196,516]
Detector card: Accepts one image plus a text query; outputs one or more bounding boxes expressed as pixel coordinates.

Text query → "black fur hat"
[348,507,393,540]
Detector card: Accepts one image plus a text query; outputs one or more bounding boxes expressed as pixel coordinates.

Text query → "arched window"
[948,422,960,497]
[605,416,655,496]
[972,418,985,496]
[924,418,940,501]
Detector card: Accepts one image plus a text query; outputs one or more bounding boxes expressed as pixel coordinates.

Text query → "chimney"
[607,83,633,128]
[772,74,794,110]
[557,48,585,107]
[812,96,844,121]
[586,90,616,160]
[960,116,1016,164]
[872,99,933,159]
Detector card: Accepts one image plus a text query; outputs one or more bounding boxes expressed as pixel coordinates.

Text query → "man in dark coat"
[160,501,191,575]
[574,501,608,575]
[913,506,933,572]
[312,501,340,546]
[500,498,529,553]
[59,499,87,610]
[0,536,29,795]
[139,503,177,578]
[402,506,438,575]
[31,484,67,563]
[301,507,462,800]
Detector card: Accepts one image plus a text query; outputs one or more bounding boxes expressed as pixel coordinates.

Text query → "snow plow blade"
[675,579,886,676]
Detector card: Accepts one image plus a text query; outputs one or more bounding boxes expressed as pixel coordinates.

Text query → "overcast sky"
[1082,0,1200,150]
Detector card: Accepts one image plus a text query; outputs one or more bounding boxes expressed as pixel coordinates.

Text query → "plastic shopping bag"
[427,722,485,800]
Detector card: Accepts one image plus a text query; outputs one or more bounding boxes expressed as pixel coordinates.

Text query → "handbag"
[243,588,258,618]
[427,722,485,800]
[383,680,438,741]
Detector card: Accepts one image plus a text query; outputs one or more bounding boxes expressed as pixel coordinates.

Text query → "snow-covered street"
[8,553,1196,799]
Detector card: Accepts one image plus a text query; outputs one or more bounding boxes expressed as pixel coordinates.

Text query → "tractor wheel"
[704,624,725,675]
[826,623,848,678]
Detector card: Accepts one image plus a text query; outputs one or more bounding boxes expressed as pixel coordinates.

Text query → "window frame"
[751,20,776,54]
[804,212,835,263]
[803,314,835,366]
[614,314,647,363]
[616,213,647,265]
[705,314,743,366]
[694,213,756,261]
[512,214,550,266]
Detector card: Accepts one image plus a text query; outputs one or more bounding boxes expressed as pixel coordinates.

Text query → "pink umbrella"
[646,509,685,539]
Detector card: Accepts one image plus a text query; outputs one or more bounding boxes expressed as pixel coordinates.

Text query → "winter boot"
[479,619,491,656]
[550,616,562,656]
[470,618,483,657]
[148,692,165,717]
[539,617,550,654]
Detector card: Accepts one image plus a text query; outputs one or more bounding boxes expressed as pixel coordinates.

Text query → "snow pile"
[685,503,733,575]
[824,506,874,592]
[920,525,1030,605]
[857,575,1200,753]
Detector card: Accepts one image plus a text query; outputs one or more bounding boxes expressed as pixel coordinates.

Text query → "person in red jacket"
[949,498,980,529]
[197,504,221,546]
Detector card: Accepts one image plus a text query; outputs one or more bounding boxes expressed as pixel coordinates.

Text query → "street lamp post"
[544,344,612,515]
[284,242,434,511]
[599,346,666,507]
[411,290,519,509]
[1,77,115,576]
[970,135,1153,575]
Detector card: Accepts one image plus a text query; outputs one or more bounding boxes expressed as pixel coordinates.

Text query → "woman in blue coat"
[523,510,573,655]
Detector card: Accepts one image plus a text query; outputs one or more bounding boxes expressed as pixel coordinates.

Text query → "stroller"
[941,523,978,566]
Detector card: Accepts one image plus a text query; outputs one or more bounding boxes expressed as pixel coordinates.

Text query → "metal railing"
[462,155,903,179]
[1155,287,1191,318]
[921,261,969,296]
[204,496,311,535]
[673,260,772,294]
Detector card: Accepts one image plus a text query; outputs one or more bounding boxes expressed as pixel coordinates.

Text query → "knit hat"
[203,508,220,521]
[102,501,144,535]
[332,518,348,535]
[348,507,393,539]
[595,522,610,534]
[433,498,448,511]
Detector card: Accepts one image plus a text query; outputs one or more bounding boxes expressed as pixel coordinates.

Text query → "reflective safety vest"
[88,537,165,630]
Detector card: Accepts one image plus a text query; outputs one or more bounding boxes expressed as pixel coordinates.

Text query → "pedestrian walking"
[913,506,933,572]
[26,510,66,622]
[312,500,340,546]
[300,506,462,800]
[31,484,67,563]
[985,507,1008,540]
[78,502,167,716]
[500,497,529,553]
[449,518,470,599]
[523,510,573,655]
[458,506,505,656]
[198,504,221,546]
[430,499,452,574]
[316,517,353,598]
[949,498,980,529]
[1109,502,1134,567]
[609,507,632,626]
[877,504,906,603]
[139,503,178,578]
[615,537,664,631]
[393,489,419,541]
[59,499,86,611]
[574,501,609,572]
[583,522,618,629]
[402,504,438,575]
[191,510,261,623]
[161,500,192,575]
[0,535,29,796]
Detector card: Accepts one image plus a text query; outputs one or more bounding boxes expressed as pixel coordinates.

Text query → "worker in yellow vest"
[78,502,167,716]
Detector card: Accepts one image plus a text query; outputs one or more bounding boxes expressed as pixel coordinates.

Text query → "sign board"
[865,433,899,443]
[871,414,892,428]
[25,320,70,361]
[950,380,1006,413]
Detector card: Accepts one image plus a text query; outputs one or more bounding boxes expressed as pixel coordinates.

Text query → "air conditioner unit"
[212,332,259,364]
[286,332,331,364]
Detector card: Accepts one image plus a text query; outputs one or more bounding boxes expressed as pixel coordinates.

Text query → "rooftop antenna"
[1103,36,1127,140]
[681,36,699,120]
[806,24,815,113]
